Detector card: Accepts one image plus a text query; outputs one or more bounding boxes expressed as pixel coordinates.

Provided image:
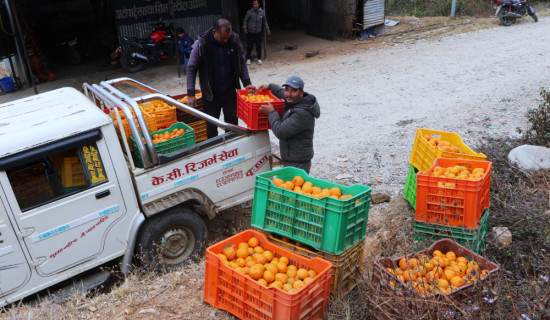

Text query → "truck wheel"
[136,207,207,272]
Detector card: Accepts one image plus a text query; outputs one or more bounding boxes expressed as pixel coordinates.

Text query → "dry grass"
[2,11,550,320]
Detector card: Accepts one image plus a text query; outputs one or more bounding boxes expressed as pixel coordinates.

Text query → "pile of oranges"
[177,92,203,104]
[385,249,490,296]
[218,236,318,293]
[141,127,187,145]
[272,175,356,201]
[240,93,277,103]
[423,135,465,154]
[139,101,174,114]
[428,165,487,189]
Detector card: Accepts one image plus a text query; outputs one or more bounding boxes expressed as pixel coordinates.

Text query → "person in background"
[243,0,270,65]
[186,19,256,139]
[258,76,320,173]
[176,27,194,73]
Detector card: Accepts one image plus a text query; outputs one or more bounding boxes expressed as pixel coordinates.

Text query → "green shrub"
[519,88,550,147]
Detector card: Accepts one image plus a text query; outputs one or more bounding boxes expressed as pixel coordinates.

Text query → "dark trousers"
[284,161,312,174]
[246,32,262,60]
[204,90,237,139]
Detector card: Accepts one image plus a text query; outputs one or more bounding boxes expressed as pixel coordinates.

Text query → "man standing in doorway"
[243,0,270,65]
[186,19,256,139]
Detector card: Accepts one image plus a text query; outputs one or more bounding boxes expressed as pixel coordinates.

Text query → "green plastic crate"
[251,167,372,255]
[403,164,418,209]
[414,209,489,254]
[130,122,195,168]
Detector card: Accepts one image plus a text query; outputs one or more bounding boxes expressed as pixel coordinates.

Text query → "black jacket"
[186,28,251,102]
[267,84,321,162]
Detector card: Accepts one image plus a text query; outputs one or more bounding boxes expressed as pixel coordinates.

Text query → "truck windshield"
[7,143,108,211]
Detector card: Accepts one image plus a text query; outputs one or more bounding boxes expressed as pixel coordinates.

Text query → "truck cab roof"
[0,87,110,158]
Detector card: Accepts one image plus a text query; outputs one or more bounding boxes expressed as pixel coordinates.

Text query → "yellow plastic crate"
[52,155,86,187]
[138,100,176,125]
[409,128,486,172]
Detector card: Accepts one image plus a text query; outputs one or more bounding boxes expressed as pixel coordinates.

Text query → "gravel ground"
[1,12,550,319]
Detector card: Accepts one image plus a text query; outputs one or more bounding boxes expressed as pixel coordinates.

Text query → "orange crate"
[189,120,207,142]
[409,128,486,173]
[372,238,499,308]
[138,99,176,125]
[52,155,86,187]
[104,107,157,149]
[204,229,332,320]
[237,89,284,130]
[416,158,491,229]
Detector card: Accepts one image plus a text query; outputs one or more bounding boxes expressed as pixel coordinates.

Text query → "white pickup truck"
[0,78,272,307]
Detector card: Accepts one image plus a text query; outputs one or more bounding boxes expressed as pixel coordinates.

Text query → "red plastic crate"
[416,158,492,229]
[237,89,284,130]
[204,229,332,320]
[171,90,204,124]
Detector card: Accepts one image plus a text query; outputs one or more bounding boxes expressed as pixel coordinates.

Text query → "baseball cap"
[283,76,304,90]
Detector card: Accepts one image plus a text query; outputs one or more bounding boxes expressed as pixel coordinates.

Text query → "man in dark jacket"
[243,0,270,65]
[186,19,256,138]
[259,76,320,173]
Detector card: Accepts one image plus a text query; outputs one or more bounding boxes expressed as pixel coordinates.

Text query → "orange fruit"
[296,268,309,280]
[433,250,444,258]
[217,253,228,262]
[249,265,263,280]
[269,280,283,289]
[293,280,305,291]
[277,262,288,273]
[292,175,305,187]
[248,237,259,248]
[303,277,314,285]
[287,268,297,278]
[248,247,254,256]
[408,258,420,269]
[265,263,278,275]
[263,250,274,262]
[443,269,456,281]
[450,276,464,288]
[236,247,249,259]
[284,181,294,190]
[254,246,264,254]
[329,187,341,197]
[283,283,293,292]
[235,258,246,267]
[399,258,409,270]
[258,278,268,286]
[456,257,468,265]
[438,279,450,290]
[254,254,267,265]
[302,182,313,194]
[275,273,288,284]
[402,270,416,282]
[263,270,275,283]
[235,267,246,275]
[311,187,322,194]
[480,270,489,279]
[223,247,236,261]
[308,270,317,278]
[445,251,457,262]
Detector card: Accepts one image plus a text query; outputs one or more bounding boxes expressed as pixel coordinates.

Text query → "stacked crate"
[406,128,490,253]
[250,167,372,299]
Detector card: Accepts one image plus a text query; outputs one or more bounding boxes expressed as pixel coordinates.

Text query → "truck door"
[0,195,31,296]
[0,130,128,276]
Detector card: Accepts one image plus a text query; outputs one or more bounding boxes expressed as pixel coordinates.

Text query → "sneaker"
[257,59,263,65]
[246,59,251,65]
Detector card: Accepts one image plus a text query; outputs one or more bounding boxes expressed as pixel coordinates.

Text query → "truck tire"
[136,207,207,272]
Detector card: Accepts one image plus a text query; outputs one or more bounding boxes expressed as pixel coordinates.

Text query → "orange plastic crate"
[189,120,207,142]
[237,89,284,130]
[104,107,157,150]
[52,155,86,187]
[409,128,486,173]
[138,99,176,125]
[204,229,332,320]
[416,158,491,229]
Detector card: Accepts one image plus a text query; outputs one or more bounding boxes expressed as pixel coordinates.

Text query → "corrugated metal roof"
[0,88,110,158]
[363,0,385,29]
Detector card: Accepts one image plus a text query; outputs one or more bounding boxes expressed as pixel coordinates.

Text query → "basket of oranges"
[236,89,284,130]
[372,238,499,313]
[204,229,332,320]
[251,167,372,255]
[130,122,195,167]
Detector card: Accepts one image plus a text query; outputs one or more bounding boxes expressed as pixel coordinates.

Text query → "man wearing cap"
[258,76,321,173]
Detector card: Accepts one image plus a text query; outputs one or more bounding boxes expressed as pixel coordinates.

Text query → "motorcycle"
[119,21,176,72]
[494,0,537,26]
[60,36,81,65]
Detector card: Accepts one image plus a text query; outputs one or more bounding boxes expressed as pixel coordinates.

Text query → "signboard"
[113,0,222,24]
